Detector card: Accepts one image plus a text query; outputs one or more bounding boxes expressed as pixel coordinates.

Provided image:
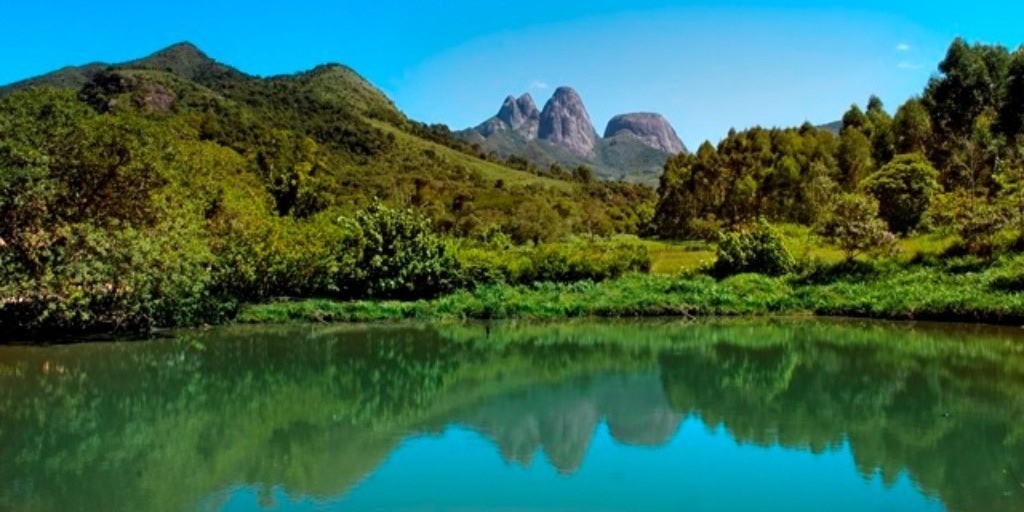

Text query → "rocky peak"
[516,93,539,118]
[604,113,687,154]
[539,86,598,157]
[483,93,541,139]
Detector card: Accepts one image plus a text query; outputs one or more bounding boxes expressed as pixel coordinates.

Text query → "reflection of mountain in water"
[1,321,1023,512]
[452,373,681,473]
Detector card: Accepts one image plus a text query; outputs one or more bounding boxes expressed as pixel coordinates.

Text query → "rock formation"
[538,86,599,157]
[604,113,687,154]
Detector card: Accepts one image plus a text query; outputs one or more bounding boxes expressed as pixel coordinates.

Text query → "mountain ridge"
[462,87,689,185]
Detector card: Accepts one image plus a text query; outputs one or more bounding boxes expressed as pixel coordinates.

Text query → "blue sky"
[2,1,1022,146]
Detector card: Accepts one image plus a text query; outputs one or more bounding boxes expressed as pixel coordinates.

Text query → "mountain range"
[461,86,688,185]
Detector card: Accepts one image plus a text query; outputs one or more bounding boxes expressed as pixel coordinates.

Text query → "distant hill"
[460,87,688,185]
[0,43,654,241]
[816,120,843,135]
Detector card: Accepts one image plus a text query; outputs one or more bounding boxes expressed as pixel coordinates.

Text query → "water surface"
[1,320,1022,511]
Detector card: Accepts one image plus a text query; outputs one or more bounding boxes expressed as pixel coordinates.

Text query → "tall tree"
[893,98,933,155]
[837,128,873,190]
[866,96,896,166]
[999,47,1024,141]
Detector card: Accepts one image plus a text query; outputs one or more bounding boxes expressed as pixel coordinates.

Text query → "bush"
[711,220,795,277]
[0,221,224,334]
[210,211,359,300]
[815,193,896,260]
[350,202,461,300]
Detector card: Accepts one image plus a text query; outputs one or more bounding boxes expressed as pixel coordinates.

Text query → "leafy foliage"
[862,153,941,234]
[711,220,795,277]
[815,193,894,260]
[351,202,461,300]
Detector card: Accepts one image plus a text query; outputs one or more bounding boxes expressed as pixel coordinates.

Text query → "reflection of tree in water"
[658,337,1024,512]
[0,321,1022,512]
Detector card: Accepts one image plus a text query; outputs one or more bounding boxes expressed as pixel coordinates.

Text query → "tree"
[837,128,873,190]
[893,98,933,155]
[925,38,1010,140]
[862,154,941,234]
[841,104,869,133]
[866,96,896,166]
[998,47,1024,140]
[815,193,892,260]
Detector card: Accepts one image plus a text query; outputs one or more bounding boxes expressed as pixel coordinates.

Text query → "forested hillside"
[0,43,654,334]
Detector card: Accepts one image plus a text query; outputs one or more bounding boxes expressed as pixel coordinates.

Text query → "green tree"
[998,47,1024,140]
[837,128,873,190]
[893,98,933,155]
[815,193,892,260]
[862,154,941,234]
[866,96,896,166]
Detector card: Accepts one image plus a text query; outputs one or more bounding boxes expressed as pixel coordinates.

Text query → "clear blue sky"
[2,1,1022,147]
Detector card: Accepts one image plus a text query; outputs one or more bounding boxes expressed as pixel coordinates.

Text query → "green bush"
[350,202,461,300]
[210,211,359,300]
[0,221,224,334]
[711,220,795,277]
[815,193,895,260]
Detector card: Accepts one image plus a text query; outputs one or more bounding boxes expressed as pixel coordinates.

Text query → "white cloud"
[529,79,549,90]
[897,61,924,70]
[896,43,911,52]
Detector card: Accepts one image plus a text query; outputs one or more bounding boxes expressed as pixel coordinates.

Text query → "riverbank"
[239,255,1024,326]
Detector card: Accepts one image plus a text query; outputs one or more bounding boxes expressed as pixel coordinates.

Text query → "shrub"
[0,221,223,334]
[711,220,795,277]
[815,193,895,260]
[210,211,359,300]
[350,202,461,300]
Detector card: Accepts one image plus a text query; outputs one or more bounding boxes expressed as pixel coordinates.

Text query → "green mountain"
[0,42,653,238]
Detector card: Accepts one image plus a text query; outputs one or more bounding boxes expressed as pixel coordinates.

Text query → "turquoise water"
[1,320,1022,511]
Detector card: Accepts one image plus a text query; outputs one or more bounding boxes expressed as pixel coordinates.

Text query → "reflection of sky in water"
[219,419,946,512]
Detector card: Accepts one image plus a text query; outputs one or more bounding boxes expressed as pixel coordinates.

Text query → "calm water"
[1,320,1023,512]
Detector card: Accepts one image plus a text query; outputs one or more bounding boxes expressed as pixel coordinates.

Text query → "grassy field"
[645,227,959,275]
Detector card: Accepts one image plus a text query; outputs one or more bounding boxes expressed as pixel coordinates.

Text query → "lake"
[1,319,1022,512]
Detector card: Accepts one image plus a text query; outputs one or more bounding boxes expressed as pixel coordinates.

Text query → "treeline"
[655,38,1024,253]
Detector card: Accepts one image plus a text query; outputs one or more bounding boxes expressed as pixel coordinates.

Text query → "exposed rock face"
[461,85,689,184]
[604,113,687,154]
[498,94,540,138]
[478,93,541,139]
[538,87,599,157]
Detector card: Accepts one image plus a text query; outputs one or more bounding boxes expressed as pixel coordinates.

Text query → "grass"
[367,120,574,191]
[646,228,959,275]
[239,252,1024,326]
[643,240,715,274]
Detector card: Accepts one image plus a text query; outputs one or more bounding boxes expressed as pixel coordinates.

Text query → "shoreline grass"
[238,255,1024,326]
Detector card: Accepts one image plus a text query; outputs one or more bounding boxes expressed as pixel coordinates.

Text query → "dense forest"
[655,38,1024,254]
[3,38,1024,335]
